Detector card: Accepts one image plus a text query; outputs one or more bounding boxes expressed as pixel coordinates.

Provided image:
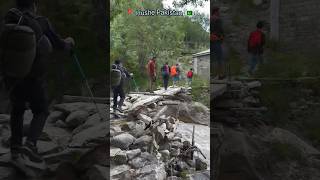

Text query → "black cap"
[257,21,264,28]
[115,60,121,64]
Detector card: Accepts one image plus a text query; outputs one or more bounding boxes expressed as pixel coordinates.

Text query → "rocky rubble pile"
[110,88,210,180]
[213,80,266,127]
[213,80,320,180]
[0,102,108,180]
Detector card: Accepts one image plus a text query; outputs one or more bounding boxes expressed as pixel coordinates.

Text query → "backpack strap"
[8,8,24,25]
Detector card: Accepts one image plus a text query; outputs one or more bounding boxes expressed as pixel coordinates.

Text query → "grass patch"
[256,52,320,78]
[191,75,209,107]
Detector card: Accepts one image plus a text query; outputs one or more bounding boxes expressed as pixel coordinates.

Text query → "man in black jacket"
[112,60,132,114]
[3,0,74,168]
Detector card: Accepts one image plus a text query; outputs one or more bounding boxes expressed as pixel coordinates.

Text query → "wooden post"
[270,0,280,41]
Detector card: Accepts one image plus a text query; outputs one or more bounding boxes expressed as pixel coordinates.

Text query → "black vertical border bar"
[210,0,214,179]
[106,0,110,178]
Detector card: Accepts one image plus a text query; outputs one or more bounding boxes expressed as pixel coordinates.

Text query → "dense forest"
[0,0,107,103]
[111,0,209,93]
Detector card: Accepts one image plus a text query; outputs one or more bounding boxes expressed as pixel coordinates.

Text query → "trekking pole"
[131,77,139,92]
[71,50,104,121]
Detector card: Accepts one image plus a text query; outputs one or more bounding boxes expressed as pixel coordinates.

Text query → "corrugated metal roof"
[192,49,210,57]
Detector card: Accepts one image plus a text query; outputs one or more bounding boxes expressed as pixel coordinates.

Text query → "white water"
[175,122,210,169]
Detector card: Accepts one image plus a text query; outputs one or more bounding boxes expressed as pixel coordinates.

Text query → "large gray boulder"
[42,125,72,148]
[126,149,141,160]
[111,133,136,150]
[69,122,107,147]
[111,164,132,179]
[86,165,108,180]
[135,163,167,180]
[189,170,210,180]
[110,147,127,164]
[65,110,89,128]
[47,111,65,123]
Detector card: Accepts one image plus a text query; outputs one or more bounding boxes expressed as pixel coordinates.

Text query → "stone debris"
[213,80,266,127]
[0,101,108,179]
[110,87,210,179]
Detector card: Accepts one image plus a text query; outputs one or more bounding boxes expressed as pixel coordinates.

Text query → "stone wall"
[193,54,210,80]
[279,0,320,52]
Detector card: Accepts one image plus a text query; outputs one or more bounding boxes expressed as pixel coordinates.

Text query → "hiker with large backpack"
[161,62,170,90]
[0,0,74,173]
[247,21,265,75]
[186,68,193,86]
[111,60,132,114]
[211,7,225,80]
[147,57,157,92]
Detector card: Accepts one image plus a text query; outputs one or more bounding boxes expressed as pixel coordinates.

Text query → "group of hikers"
[147,57,194,91]
[212,7,266,79]
[0,0,75,173]
[111,57,194,115]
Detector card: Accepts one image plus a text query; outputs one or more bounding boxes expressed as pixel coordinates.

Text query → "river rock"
[130,120,146,138]
[167,176,181,180]
[195,158,207,171]
[129,152,157,169]
[47,111,65,123]
[126,149,141,160]
[65,110,89,128]
[189,170,210,180]
[86,165,108,180]
[135,163,167,180]
[137,114,152,124]
[54,120,67,129]
[111,133,136,150]
[0,166,14,179]
[37,140,60,155]
[159,150,170,162]
[42,125,72,148]
[110,125,122,137]
[69,122,107,147]
[0,114,10,124]
[110,164,131,178]
[132,135,152,148]
[110,147,127,164]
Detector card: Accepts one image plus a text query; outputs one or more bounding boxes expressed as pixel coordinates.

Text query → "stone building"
[192,49,210,80]
[271,0,320,52]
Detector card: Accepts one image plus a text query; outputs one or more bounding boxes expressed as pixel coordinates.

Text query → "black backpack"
[0,8,52,78]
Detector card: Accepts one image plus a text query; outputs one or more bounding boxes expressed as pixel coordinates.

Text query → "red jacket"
[147,60,156,76]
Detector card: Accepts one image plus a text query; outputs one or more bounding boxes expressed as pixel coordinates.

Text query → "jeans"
[162,74,169,90]
[187,78,192,86]
[112,85,125,109]
[4,77,49,151]
[249,54,262,74]
[212,42,223,65]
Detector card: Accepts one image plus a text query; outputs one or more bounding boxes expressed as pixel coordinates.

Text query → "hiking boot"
[20,141,46,170]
